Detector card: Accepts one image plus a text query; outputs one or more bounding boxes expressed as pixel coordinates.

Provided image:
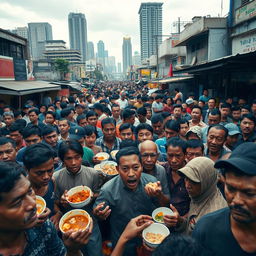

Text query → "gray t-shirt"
[152,101,163,113]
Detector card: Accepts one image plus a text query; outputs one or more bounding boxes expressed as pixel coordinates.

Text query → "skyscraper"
[138,2,163,61]
[97,40,105,68]
[28,22,53,60]
[87,41,95,60]
[133,51,141,66]
[68,13,88,62]
[12,27,28,39]
[122,36,132,74]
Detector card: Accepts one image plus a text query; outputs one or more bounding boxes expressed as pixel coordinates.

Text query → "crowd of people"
[0,81,255,256]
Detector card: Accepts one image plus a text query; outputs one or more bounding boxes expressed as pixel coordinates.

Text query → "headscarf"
[178,157,227,234]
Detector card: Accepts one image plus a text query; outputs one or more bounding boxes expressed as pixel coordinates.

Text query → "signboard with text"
[232,33,256,54]
[235,1,256,25]
[0,56,14,80]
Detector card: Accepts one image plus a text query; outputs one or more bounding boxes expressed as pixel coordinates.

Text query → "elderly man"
[139,140,170,203]
[193,142,256,256]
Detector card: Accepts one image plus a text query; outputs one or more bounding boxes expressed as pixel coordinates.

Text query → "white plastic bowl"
[100,161,118,177]
[36,195,46,216]
[95,152,110,162]
[152,207,174,224]
[59,209,91,233]
[142,223,170,248]
[66,185,92,208]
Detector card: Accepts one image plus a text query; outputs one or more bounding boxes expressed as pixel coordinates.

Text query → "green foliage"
[54,59,69,80]
[93,70,104,80]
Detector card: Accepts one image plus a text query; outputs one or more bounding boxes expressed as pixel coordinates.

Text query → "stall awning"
[50,81,83,91]
[0,80,61,95]
[158,76,194,84]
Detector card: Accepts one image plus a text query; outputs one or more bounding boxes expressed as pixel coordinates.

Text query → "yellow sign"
[141,69,151,76]
[148,83,159,89]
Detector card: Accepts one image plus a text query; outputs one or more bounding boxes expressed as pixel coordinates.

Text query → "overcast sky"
[0,0,229,64]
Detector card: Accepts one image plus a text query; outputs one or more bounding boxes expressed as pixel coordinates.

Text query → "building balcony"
[158,38,186,58]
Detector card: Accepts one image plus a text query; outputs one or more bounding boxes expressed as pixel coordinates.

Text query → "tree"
[54,58,69,80]
[93,70,104,81]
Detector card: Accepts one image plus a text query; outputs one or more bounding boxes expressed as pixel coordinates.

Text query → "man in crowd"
[135,123,154,143]
[152,94,164,114]
[151,114,165,139]
[0,137,17,162]
[27,108,46,130]
[193,143,256,255]
[60,108,76,126]
[231,106,241,125]
[86,111,103,137]
[116,92,128,110]
[8,123,26,150]
[136,107,152,126]
[199,88,210,103]
[119,123,134,141]
[58,119,70,141]
[204,98,216,124]
[185,139,204,162]
[220,103,232,125]
[0,112,15,135]
[116,109,136,138]
[189,106,207,128]
[224,123,241,151]
[179,119,190,140]
[172,104,183,121]
[111,104,122,125]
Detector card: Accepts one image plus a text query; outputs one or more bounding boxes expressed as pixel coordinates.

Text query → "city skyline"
[122,36,132,74]
[0,0,229,63]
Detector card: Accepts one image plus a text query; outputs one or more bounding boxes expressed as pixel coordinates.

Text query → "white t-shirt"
[116,99,128,110]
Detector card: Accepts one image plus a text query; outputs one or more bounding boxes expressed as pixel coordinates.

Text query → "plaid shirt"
[95,136,121,154]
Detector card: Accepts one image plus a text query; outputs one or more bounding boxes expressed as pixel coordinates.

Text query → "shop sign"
[232,33,256,54]
[235,1,256,25]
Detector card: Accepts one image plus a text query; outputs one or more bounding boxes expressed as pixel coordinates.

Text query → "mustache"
[230,205,250,215]
[24,208,37,223]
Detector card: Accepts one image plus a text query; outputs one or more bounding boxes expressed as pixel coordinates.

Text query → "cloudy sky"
[0,0,229,64]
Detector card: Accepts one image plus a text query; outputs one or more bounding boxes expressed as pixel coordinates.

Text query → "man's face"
[120,128,133,141]
[152,121,163,136]
[45,114,55,125]
[9,131,23,144]
[179,123,189,137]
[28,158,54,188]
[208,99,215,109]
[208,114,220,125]
[251,104,256,114]
[240,118,255,136]
[232,110,241,121]
[226,134,239,148]
[75,106,84,115]
[78,118,87,127]
[43,131,58,147]
[28,112,38,123]
[165,128,178,140]
[112,106,121,119]
[207,128,226,154]
[24,135,41,146]
[87,116,97,127]
[137,129,153,143]
[126,115,135,125]
[102,123,116,140]
[117,154,142,191]
[191,108,201,122]
[67,110,75,120]
[238,99,246,106]
[138,114,146,123]
[186,147,203,162]
[225,172,256,224]
[4,115,14,127]
[220,108,230,118]
[184,177,201,198]
[173,108,182,118]
[140,146,158,171]
[63,149,82,174]
[0,143,16,162]
[85,133,97,147]
[0,175,37,231]
[58,120,70,135]
[241,108,250,116]
[167,146,185,171]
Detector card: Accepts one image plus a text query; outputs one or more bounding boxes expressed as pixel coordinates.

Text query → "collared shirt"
[164,163,190,217]
[94,173,159,256]
[95,136,121,155]
[204,144,231,161]
[189,120,207,128]
[19,220,66,256]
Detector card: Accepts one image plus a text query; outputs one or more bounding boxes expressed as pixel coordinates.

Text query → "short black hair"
[191,106,202,114]
[119,123,133,133]
[120,139,138,149]
[165,120,180,132]
[137,107,147,116]
[161,112,172,119]
[86,110,97,119]
[135,123,153,135]
[220,103,231,109]
[151,114,164,124]
[122,109,135,120]
[111,103,120,109]
[61,107,74,118]
[23,143,55,170]
[166,137,187,153]
[155,94,163,100]
[173,104,182,110]
[9,123,24,134]
[58,140,83,162]
[84,125,97,136]
[14,119,27,128]
[186,139,204,152]
[207,124,228,139]
[93,103,104,112]
[41,125,58,136]
[45,111,56,119]
[28,108,39,115]
[231,106,241,112]
[116,146,140,165]
[209,109,221,116]
[178,119,189,127]
[241,105,250,111]
[101,118,116,129]
[0,162,26,202]
[240,113,256,124]
[22,125,41,139]
[77,114,87,124]
[0,137,16,148]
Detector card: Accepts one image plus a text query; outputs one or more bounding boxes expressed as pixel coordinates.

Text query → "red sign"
[0,57,15,80]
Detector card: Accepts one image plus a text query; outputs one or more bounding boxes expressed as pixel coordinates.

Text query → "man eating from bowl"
[93,146,166,256]
[0,161,92,256]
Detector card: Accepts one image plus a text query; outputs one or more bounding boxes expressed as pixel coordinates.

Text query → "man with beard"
[0,161,92,256]
[193,143,256,256]
[93,147,163,256]
[205,125,230,162]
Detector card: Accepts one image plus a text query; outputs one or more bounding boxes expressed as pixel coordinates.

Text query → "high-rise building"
[133,51,141,66]
[87,41,95,60]
[12,27,28,39]
[117,62,122,73]
[108,56,116,74]
[138,2,163,61]
[122,36,132,74]
[97,40,105,68]
[28,22,53,60]
[68,12,88,62]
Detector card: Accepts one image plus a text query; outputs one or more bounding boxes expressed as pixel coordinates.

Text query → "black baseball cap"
[215,142,256,175]
[69,126,85,141]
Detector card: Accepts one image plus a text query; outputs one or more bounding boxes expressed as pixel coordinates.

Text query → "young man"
[172,104,183,121]
[204,97,216,124]
[152,94,164,114]
[8,123,26,150]
[224,123,241,151]
[119,123,134,141]
[136,107,152,126]
[189,106,207,128]
[219,103,232,125]
[93,147,164,256]
[231,106,241,125]
[60,108,76,126]
[27,108,46,130]
[0,161,92,256]
[135,123,154,143]
[111,104,122,125]
[151,114,165,139]
[0,137,17,162]
[179,119,190,140]
[193,143,256,256]
[54,140,101,256]
[186,139,204,162]
[58,118,70,141]
[77,114,88,127]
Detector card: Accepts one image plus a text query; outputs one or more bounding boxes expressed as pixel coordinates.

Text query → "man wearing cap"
[224,123,241,151]
[186,126,202,141]
[193,143,256,256]
[185,98,194,114]
[189,106,207,128]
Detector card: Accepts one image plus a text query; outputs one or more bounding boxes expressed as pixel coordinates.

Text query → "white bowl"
[36,195,46,216]
[142,223,170,248]
[152,207,174,224]
[95,152,110,162]
[100,161,118,176]
[94,164,102,171]
[110,150,119,160]
[66,185,92,208]
[59,209,91,233]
